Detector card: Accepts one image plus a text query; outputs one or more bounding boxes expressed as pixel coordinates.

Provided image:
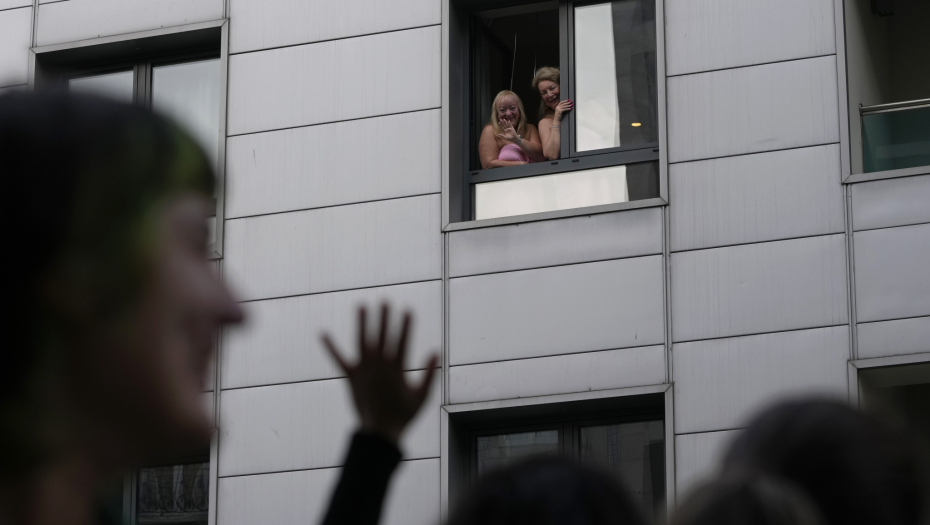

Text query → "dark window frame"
[459,0,661,219]
[466,405,665,483]
[30,20,229,258]
[444,390,672,514]
[126,451,212,525]
[58,49,221,109]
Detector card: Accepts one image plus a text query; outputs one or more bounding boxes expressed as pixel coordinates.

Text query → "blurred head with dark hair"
[0,91,242,522]
[670,470,825,525]
[447,455,645,525]
[720,399,930,525]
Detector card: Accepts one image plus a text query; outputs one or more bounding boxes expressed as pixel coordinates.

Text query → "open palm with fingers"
[322,305,439,445]
[498,118,519,142]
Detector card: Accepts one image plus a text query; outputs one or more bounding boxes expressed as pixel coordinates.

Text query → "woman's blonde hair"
[489,90,527,137]
[531,66,560,120]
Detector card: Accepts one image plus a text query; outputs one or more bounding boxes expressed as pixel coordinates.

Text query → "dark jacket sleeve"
[322,431,402,525]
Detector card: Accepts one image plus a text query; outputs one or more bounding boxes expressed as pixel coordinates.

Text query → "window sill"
[843,164,930,185]
[442,196,667,232]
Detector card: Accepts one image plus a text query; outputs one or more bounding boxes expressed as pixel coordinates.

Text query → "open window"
[448,0,663,223]
[446,392,669,521]
[857,360,930,445]
[31,21,228,257]
[844,0,930,179]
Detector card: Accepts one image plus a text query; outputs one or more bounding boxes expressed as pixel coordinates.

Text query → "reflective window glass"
[68,70,134,104]
[580,420,665,520]
[862,105,930,173]
[574,0,657,152]
[136,462,209,525]
[474,161,658,220]
[152,58,221,168]
[477,430,559,475]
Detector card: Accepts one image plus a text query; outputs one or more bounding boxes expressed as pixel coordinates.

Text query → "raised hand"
[497,118,519,142]
[321,304,439,446]
[554,99,573,121]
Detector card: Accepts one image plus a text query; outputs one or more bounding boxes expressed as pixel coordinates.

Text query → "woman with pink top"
[477,90,544,169]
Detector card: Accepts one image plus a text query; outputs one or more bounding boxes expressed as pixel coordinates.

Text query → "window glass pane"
[580,420,664,520]
[137,462,209,525]
[862,105,930,173]
[69,70,134,104]
[477,430,559,475]
[152,58,221,169]
[574,0,657,152]
[474,161,658,220]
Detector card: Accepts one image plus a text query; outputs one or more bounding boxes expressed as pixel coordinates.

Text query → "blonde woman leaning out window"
[478,90,544,168]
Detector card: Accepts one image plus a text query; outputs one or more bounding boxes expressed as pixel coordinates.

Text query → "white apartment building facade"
[1,0,928,523]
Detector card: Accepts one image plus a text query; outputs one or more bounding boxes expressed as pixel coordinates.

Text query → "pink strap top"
[498,143,529,162]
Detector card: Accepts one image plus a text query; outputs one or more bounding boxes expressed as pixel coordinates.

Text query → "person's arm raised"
[319,305,438,525]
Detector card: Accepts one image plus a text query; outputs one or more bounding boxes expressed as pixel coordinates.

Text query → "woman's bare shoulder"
[538,116,553,127]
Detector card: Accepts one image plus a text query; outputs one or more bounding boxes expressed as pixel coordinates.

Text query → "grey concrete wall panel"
[227,26,441,136]
[223,281,442,389]
[673,326,849,434]
[0,0,30,11]
[449,346,666,404]
[218,372,440,477]
[671,234,848,342]
[670,145,845,251]
[449,257,665,366]
[35,0,223,46]
[858,317,930,359]
[226,110,441,218]
[675,430,741,498]
[851,174,930,231]
[218,458,438,525]
[448,208,663,278]
[0,7,30,88]
[665,0,835,76]
[667,56,839,163]
[854,223,930,323]
[228,0,440,53]
[224,194,442,302]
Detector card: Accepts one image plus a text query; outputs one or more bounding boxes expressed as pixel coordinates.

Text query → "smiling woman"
[478,90,545,168]
[0,92,243,525]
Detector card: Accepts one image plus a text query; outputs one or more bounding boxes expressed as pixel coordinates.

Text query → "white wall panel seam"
[852,220,930,235]
[226,107,440,139]
[448,252,663,280]
[668,142,840,166]
[675,427,745,437]
[673,323,849,346]
[666,53,836,79]
[229,23,442,57]
[217,456,440,480]
[844,180,859,360]
[670,232,848,255]
[228,192,442,221]
[220,367,442,393]
[235,278,442,305]
[446,342,672,368]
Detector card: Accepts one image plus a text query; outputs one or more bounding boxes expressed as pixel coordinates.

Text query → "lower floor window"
[470,414,665,520]
[136,461,210,525]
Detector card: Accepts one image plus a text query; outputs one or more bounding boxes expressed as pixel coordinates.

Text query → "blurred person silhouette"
[0,91,244,525]
[669,470,825,525]
[320,306,644,525]
[445,455,644,525]
[713,399,930,525]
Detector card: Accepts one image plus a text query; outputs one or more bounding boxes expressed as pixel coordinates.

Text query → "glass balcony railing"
[861,98,930,173]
